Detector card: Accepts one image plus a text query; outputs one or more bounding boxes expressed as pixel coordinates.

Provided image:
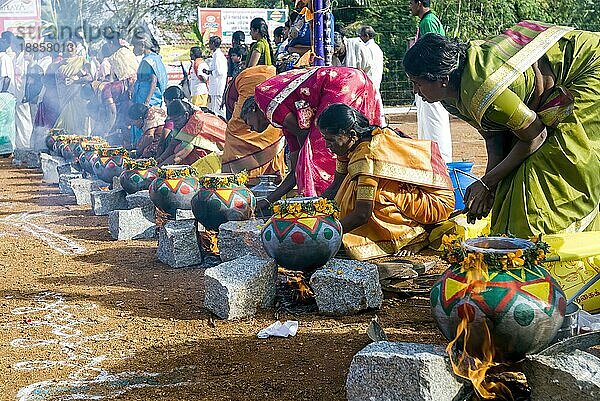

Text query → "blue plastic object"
[447,161,477,210]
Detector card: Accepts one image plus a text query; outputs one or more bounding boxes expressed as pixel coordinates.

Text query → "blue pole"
[313,0,325,66]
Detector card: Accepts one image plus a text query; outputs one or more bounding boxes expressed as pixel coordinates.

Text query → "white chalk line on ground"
[7,292,192,400]
[0,212,86,255]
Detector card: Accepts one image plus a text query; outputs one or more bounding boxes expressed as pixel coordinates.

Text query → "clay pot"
[191,173,256,231]
[430,237,566,362]
[46,129,67,154]
[45,135,56,153]
[79,142,107,174]
[92,147,128,184]
[119,159,159,194]
[61,141,83,162]
[148,165,199,218]
[261,197,342,273]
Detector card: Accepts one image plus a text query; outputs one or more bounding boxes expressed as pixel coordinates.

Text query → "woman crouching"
[318,103,455,261]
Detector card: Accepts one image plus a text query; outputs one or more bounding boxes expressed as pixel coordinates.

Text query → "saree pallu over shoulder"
[174,111,226,154]
[261,67,320,127]
[463,21,574,124]
[336,128,454,260]
[347,128,453,191]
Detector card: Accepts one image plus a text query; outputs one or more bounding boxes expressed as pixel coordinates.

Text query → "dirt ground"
[0,116,485,401]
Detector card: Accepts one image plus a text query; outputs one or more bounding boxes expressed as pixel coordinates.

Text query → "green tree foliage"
[436,0,600,40]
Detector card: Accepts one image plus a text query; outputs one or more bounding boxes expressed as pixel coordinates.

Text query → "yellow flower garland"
[272,197,339,219]
[442,234,549,272]
[200,171,249,189]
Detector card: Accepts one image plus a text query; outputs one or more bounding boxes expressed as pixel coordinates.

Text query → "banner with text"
[198,8,287,45]
[0,0,41,37]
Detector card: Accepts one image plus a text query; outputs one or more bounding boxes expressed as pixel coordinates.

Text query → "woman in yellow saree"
[403,21,600,237]
[221,65,285,184]
[317,103,454,260]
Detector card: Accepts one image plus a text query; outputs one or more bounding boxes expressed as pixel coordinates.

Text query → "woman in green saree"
[403,21,600,237]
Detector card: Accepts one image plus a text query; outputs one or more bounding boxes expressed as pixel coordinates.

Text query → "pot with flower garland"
[119,158,159,194]
[45,129,68,154]
[61,136,105,163]
[148,165,200,218]
[431,235,566,362]
[191,172,255,231]
[51,134,80,158]
[92,147,129,183]
[79,140,109,174]
[260,197,343,274]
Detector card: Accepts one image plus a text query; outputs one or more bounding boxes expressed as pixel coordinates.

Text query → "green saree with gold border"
[442,21,600,237]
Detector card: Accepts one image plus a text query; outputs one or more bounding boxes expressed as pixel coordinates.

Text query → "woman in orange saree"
[241,66,383,212]
[221,65,285,184]
[318,103,455,260]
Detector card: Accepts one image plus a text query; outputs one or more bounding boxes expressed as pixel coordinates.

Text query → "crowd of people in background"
[2,0,597,261]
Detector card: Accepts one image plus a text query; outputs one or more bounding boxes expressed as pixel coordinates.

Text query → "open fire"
[446,267,517,399]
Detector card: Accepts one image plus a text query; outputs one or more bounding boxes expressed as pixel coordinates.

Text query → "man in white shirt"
[332,32,372,77]
[359,26,386,126]
[0,37,14,91]
[359,26,384,91]
[9,36,33,150]
[204,36,227,119]
[188,46,209,108]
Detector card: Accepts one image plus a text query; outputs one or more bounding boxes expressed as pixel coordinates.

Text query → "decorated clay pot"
[61,141,82,162]
[45,134,57,153]
[79,141,109,174]
[261,197,342,273]
[191,173,255,231]
[148,165,200,218]
[92,147,128,184]
[431,236,566,362]
[46,129,67,154]
[54,134,81,160]
[119,158,159,194]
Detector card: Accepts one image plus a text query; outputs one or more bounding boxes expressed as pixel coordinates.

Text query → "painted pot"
[45,134,57,153]
[261,197,342,273]
[191,173,256,231]
[54,140,67,158]
[431,237,566,362]
[61,141,83,162]
[46,129,67,154]
[92,147,128,184]
[79,142,108,174]
[148,165,200,218]
[119,159,159,194]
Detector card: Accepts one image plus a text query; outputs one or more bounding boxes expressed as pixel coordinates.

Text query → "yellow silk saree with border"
[335,127,454,260]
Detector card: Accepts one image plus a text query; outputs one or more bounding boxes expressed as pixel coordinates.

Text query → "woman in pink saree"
[241,66,382,211]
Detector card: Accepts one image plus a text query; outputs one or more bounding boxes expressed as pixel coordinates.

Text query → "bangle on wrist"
[478,178,491,192]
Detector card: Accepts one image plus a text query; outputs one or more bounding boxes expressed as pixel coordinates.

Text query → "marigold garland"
[52,134,105,144]
[272,197,340,218]
[200,171,249,189]
[123,158,158,170]
[96,147,129,158]
[81,141,109,151]
[442,234,550,272]
[156,166,195,179]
